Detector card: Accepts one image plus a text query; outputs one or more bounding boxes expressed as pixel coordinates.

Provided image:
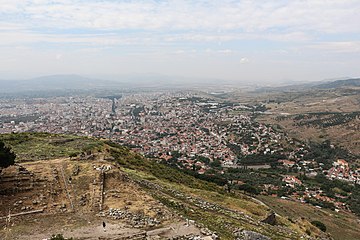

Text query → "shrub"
[311,220,327,232]
[50,234,65,240]
[50,234,75,240]
[0,140,16,168]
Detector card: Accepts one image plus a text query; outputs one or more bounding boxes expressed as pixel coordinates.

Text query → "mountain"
[0,74,250,95]
[314,78,360,89]
[0,132,339,240]
[254,78,360,93]
[0,74,124,93]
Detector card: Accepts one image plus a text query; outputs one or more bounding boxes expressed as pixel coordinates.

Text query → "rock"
[236,230,271,240]
[202,237,213,240]
[211,233,219,240]
[261,212,276,226]
[108,208,160,227]
[200,228,213,236]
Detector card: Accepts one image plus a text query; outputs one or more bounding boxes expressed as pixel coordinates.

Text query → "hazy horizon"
[1,1,360,83]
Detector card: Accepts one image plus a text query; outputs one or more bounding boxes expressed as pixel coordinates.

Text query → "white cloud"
[0,0,359,49]
[0,0,359,81]
[240,57,250,64]
[307,41,360,53]
[0,31,153,47]
[1,0,359,33]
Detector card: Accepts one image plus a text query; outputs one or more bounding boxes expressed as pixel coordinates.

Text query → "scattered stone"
[200,228,213,236]
[235,230,271,240]
[94,165,112,172]
[108,208,160,227]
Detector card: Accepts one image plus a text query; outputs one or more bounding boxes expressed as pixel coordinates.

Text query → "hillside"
[250,85,360,155]
[314,78,360,89]
[0,133,358,239]
[254,78,360,93]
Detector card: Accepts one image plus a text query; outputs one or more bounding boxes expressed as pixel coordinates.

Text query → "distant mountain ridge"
[0,74,123,93]
[1,75,359,94]
[255,77,360,92]
[0,74,232,93]
[314,78,360,89]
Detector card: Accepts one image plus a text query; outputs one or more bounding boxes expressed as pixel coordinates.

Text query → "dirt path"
[13,220,201,240]
[14,221,141,240]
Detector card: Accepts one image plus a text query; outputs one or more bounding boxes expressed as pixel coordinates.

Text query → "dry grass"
[258,195,360,240]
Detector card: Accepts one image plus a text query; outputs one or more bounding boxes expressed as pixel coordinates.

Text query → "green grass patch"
[0,132,104,161]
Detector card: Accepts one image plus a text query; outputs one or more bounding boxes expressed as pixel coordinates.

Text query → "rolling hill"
[314,78,360,89]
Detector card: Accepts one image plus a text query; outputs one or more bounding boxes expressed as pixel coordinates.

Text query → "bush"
[50,234,65,240]
[311,220,327,232]
[0,140,16,168]
[50,234,75,240]
[237,183,260,195]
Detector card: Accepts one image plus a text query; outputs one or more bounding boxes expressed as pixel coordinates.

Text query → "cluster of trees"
[348,185,360,217]
[305,197,335,210]
[303,140,351,169]
[294,112,360,128]
[239,153,286,165]
[252,104,268,112]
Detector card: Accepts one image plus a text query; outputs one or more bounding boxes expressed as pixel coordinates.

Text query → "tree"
[238,183,260,195]
[210,159,222,169]
[0,141,16,169]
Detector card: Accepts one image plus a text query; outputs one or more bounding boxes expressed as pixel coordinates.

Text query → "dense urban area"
[1,91,360,218]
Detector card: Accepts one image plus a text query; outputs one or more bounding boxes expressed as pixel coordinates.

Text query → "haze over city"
[1,0,360,83]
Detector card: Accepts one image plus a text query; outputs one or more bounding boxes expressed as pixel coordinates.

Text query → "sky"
[0,0,360,83]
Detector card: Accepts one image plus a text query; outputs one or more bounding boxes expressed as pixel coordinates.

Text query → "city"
[1,91,359,216]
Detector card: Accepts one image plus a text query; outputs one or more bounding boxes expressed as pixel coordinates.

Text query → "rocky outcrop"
[261,212,276,226]
[235,230,271,240]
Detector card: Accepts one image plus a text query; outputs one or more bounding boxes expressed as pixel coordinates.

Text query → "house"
[278,159,296,168]
[282,175,302,188]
